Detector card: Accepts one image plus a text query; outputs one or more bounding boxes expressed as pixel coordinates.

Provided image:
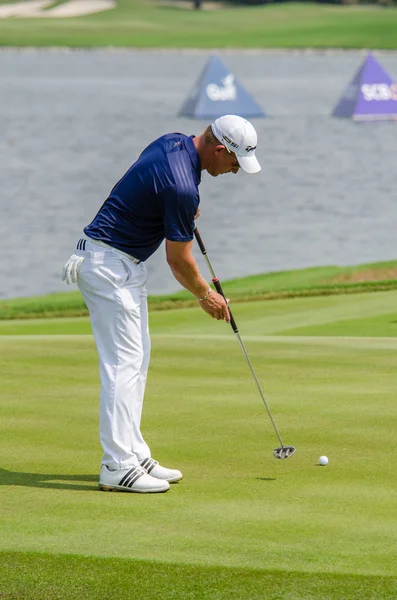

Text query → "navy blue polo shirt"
[84,133,201,262]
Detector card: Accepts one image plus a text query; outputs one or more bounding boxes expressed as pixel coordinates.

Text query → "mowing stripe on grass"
[1,550,396,600]
[1,291,396,337]
[1,333,397,350]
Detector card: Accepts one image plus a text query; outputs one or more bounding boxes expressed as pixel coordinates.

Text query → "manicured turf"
[1,289,396,336]
[1,260,397,320]
[1,552,395,600]
[1,292,396,598]
[1,0,397,48]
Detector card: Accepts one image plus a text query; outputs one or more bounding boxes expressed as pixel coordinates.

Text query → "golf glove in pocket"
[62,254,85,285]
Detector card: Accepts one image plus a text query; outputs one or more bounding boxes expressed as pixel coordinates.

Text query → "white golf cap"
[211,115,261,174]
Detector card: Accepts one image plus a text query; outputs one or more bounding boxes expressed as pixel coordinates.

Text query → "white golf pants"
[76,238,151,470]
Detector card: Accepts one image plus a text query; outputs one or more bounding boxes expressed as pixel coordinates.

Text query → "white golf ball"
[319,455,329,466]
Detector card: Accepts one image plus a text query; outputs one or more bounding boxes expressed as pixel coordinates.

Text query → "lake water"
[1,48,396,300]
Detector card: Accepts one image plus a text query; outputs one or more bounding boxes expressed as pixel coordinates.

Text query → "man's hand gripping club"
[197,286,230,322]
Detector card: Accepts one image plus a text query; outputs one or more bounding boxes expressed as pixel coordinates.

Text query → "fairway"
[1,293,396,598]
[1,0,397,48]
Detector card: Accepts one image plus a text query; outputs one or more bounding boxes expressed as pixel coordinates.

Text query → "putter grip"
[194,228,206,255]
[212,278,238,334]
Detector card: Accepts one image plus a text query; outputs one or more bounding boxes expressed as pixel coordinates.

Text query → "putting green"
[1,292,396,598]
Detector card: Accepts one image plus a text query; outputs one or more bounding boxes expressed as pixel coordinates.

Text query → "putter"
[194,228,296,460]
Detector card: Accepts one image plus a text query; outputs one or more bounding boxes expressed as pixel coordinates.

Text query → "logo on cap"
[222,135,239,149]
[245,145,256,153]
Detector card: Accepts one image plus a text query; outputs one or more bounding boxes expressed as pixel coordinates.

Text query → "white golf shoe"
[140,457,183,483]
[99,465,170,493]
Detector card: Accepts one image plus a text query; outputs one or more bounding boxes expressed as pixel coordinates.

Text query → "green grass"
[1,289,397,336]
[1,259,397,320]
[1,0,397,48]
[1,551,396,599]
[1,292,397,597]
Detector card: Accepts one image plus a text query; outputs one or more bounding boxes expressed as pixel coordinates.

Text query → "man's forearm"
[168,255,209,299]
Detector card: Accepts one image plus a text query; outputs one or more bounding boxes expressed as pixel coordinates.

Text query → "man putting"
[62,115,261,493]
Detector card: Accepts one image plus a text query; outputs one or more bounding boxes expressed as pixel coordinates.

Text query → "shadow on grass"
[0,469,276,489]
[0,468,97,491]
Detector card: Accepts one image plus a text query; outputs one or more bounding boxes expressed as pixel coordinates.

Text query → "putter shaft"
[194,227,285,449]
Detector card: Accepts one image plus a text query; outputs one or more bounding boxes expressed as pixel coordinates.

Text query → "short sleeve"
[163,184,199,242]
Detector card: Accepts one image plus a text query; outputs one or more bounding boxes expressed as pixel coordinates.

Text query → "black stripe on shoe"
[119,467,145,487]
[140,458,158,474]
[123,468,146,488]
[126,471,146,488]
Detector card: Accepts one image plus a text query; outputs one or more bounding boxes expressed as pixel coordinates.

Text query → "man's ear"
[215,144,226,155]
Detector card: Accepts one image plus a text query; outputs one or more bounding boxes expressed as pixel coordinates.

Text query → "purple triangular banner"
[332,53,397,121]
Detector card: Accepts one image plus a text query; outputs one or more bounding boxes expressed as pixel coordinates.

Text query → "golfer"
[62,115,261,493]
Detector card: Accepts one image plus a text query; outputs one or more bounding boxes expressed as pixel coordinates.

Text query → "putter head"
[273,446,296,460]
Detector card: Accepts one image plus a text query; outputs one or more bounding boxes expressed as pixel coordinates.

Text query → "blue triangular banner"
[179,55,265,119]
